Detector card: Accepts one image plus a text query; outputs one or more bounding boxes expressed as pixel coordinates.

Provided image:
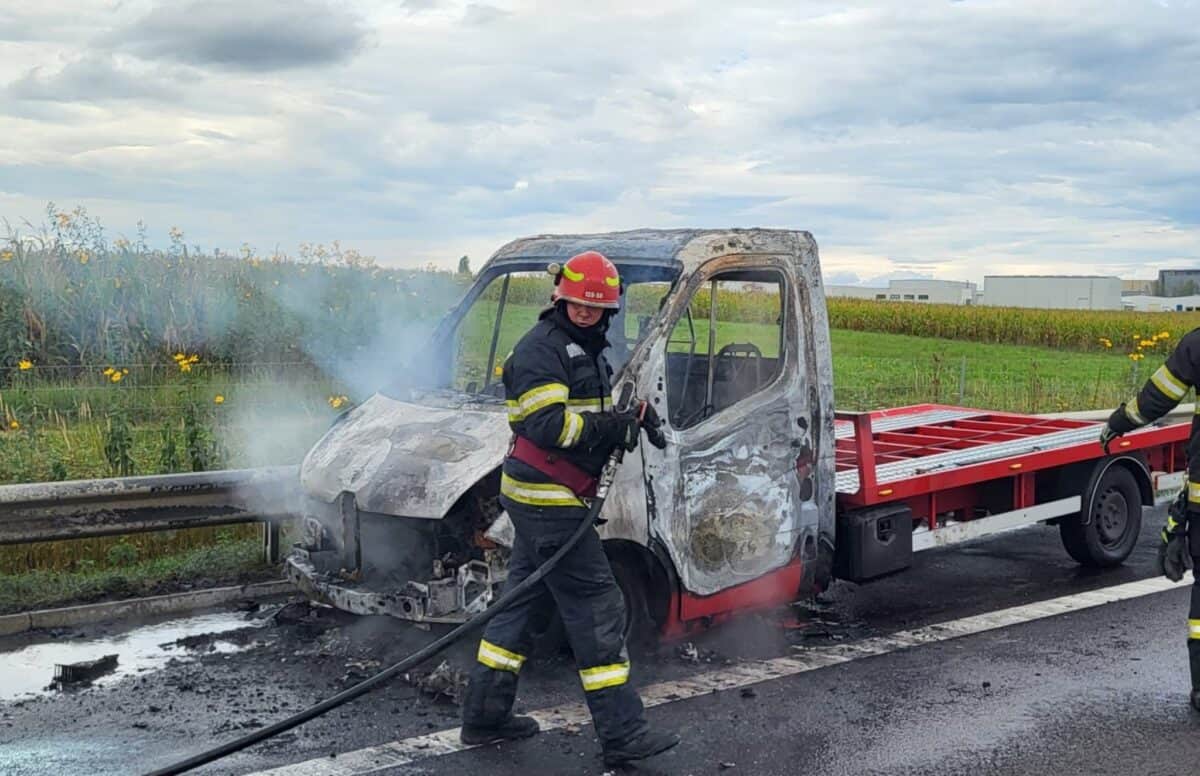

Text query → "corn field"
[828,298,1196,355]
[0,205,471,376]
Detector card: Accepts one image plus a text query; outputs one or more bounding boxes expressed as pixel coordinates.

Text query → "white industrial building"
[1122,295,1200,312]
[825,279,977,305]
[981,276,1122,310]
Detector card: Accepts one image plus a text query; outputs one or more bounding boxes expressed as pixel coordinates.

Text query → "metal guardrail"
[0,466,301,562]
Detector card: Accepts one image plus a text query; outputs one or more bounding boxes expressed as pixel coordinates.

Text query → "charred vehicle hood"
[300,392,509,519]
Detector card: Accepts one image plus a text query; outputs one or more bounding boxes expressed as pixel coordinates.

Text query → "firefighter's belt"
[508,435,598,498]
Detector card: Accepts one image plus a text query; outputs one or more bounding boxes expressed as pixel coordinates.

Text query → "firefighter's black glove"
[638,401,668,450]
[1100,403,1140,453]
[595,411,640,453]
[1099,423,1121,454]
[1158,490,1193,583]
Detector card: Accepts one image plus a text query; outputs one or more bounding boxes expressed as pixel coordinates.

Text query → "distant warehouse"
[825,279,977,305]
[981,276,1122,310]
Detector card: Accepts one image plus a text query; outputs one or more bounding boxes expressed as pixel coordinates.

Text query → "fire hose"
[145,396,653,776]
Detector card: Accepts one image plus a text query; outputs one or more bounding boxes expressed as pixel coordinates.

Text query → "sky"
[1,0,1199,285]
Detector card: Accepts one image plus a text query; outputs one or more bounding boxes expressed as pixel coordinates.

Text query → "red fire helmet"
[550,251,621,309]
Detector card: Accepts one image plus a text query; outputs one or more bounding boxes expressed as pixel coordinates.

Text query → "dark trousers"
[461,500,648,746]
[1189,520,1200,688]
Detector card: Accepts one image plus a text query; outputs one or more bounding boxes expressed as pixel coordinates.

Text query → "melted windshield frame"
[441,260,683,396]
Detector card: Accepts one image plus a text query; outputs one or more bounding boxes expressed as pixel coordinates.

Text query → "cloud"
[3,0,1200,282]
[8,53,181,102]
[114,0,367,71]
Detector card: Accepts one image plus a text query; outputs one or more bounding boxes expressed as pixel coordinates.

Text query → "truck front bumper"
[285,545,506,625]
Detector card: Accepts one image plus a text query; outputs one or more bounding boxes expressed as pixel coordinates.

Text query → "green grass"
[830,329,1147,412]
[0,536,270,615]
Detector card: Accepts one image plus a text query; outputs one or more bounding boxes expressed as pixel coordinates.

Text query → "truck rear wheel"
[1059,466,1142,567]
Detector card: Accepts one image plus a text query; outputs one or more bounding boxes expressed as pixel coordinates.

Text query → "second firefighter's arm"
[1106,330,1200,434]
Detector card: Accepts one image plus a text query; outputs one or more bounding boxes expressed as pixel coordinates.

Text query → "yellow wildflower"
[78,251,90,265]
[111,371,123,382]
[179,362,192,373]
[1160,330,1171,339]
[56,212,70,227]
[103,367,115,376]
[173,353,186,362]
[214,394,225,404]
[187,355,199,363]
[18,359,32,370]
[122,368,129,375]
[1140,339,1155,348]
[328,395,348,409]
[1,249,13,261]
[8,419,18,430]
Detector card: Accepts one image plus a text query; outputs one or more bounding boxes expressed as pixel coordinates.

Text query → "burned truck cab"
[287,229,836,638]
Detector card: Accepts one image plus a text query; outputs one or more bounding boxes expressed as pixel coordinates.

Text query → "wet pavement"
[3,506,1198,775]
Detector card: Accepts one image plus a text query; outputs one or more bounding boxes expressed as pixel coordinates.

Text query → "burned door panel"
[677,406,803,593]
[636,250,812,597]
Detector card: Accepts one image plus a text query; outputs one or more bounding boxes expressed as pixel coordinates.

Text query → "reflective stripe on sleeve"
[500,473,584,508]
[1151,366,1189,401]
[505,383,569,422]
[557,411,584,447]
[1124,398,1147,425]
[579,661,631,691]
[1189,620,1200,640]
[566,395,612,413]
[1188,481,1200,506]
[477,639,526,673]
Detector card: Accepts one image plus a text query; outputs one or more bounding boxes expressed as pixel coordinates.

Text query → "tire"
[1059,465,1143,567]
[610,554,655,650]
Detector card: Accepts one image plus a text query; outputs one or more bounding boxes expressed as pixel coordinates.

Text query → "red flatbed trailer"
[663,404,1191,638]
[835,403,1188,530]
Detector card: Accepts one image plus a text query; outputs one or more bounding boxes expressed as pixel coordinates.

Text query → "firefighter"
[1100,328,1200,710]
[460,251,680,766]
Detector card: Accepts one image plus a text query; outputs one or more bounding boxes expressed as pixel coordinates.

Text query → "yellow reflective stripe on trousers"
[506,383,569,421]
[557,411,584,447]
[477,639,526,673]
[1188,481,1200,506]
[1125,398,1147,425]
[500,473,584,507]
[1189,620,1200,640]
[1151,366,1189,401]
[579,661,631,691]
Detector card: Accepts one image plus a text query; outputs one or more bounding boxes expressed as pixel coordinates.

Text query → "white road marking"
[246,573,1193,776]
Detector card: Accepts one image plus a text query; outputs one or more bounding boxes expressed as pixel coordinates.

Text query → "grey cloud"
[114,0,367,71]
[8,54,181,102]
[463,4,510,26]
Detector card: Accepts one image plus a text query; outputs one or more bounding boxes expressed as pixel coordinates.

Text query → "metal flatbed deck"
[833,404,1189,503]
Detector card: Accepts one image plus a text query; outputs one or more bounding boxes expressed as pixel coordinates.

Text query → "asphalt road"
[4,506,1199,776]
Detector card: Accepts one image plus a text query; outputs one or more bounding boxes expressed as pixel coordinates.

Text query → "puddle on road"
[0,611,265,701]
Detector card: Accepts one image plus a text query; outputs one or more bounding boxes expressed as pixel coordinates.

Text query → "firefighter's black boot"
[602,728,681,767]
[460,715,540,745]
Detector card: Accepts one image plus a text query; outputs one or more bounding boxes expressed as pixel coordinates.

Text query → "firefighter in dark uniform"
[1100,327,1200,710]
[460,251,680,766]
